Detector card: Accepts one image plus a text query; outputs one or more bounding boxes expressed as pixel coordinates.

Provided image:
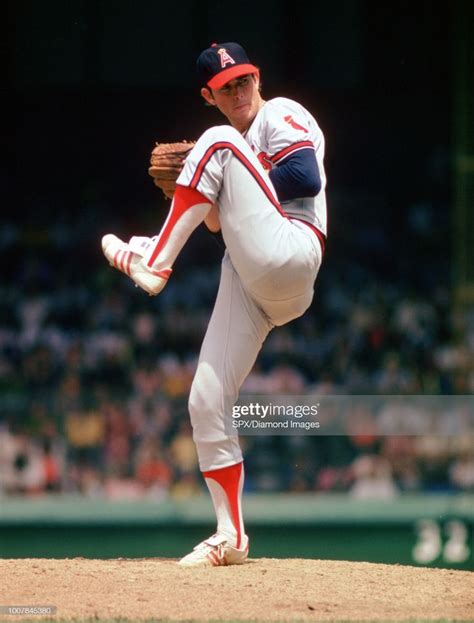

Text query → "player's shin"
[145,185,212,270]
[203,461,247,550]
[132,185,212,295]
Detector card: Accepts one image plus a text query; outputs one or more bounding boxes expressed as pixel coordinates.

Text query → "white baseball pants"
[177,126,323,471]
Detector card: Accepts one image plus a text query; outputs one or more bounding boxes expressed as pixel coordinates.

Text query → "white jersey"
[244,97,327,236]
[106,44,329,558]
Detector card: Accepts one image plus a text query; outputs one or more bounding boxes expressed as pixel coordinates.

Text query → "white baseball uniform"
[175,97,327,472]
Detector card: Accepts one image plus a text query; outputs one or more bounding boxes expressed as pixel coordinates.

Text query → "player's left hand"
[148,141,196,199]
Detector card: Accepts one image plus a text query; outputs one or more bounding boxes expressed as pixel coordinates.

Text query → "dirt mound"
[0,557,472,621]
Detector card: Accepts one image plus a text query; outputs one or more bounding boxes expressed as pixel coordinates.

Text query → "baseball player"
[102,42,327,567]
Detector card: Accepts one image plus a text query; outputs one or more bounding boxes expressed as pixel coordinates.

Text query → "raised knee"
[199,125,243,145]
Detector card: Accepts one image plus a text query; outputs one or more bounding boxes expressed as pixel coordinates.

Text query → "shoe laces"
[194,535,228,564]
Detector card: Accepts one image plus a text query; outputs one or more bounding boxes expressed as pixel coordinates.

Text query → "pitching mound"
[0,557,472,622]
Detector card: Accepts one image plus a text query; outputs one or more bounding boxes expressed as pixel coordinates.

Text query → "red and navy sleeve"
[263,101,322,202]
[269,148,321,201]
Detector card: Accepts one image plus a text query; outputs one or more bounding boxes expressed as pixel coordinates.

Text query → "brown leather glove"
[148,141,196,199]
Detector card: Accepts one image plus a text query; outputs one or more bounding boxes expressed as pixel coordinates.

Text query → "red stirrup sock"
[144,185,212,271]
[203,462,245,549]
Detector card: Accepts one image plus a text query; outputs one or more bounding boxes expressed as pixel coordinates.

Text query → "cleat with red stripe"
[102,234,139,276]
[178,533,249,568]
[101,234,172,296]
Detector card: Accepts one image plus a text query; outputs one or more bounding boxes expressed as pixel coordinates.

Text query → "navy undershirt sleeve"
[269,148,321,202]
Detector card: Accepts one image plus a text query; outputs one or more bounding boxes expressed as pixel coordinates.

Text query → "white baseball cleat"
[178,533,249,568]
[101,234,172,296]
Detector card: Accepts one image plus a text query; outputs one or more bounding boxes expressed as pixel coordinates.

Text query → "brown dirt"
[0,557,473,622]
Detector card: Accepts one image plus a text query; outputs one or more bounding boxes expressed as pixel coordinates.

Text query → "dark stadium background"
[4,1,454,278]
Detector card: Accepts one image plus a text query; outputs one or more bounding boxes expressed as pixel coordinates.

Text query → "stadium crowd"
[0,194,473,500]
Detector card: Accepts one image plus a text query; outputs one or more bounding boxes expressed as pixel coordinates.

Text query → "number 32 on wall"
[413,519,470,564]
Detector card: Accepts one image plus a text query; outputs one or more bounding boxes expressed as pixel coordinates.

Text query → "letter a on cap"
[218,48,236,68]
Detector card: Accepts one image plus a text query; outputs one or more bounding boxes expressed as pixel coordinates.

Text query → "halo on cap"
[197,42,258,89]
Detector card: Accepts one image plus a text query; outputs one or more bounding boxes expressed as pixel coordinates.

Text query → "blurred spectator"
[0,194,472,499]
[0,431,45,494]
[169,421,199,473]
[349,454,399,500]
[134,437,173,500]
[171,471,203,499]
[449,450,474,492]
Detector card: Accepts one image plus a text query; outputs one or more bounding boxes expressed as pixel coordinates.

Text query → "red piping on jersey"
[189,141,326,256]
[203,461,244,550]
[270,141,315,165]
[190,141,287,218]
[146,185,212,267]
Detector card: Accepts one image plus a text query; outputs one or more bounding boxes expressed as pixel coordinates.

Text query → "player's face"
[201,74,263,133]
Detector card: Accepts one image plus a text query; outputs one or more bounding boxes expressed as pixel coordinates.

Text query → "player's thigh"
[218,160,293,283]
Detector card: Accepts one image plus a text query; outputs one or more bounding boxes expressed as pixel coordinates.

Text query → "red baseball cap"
[197,42,259,89]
